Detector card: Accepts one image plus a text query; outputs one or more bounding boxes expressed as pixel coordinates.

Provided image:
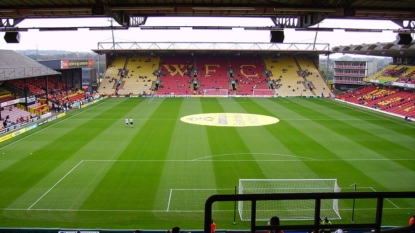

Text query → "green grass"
[0,97,414,230]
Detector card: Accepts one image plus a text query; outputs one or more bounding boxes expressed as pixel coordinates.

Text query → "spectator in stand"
[211,219,216,233]
[172,227,180,233]
[267,216,284,233]
[410,214,415,233]
[321,217,332,233]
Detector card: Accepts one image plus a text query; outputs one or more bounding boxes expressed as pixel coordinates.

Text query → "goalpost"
[238,179,341,221]
[252,89,276,97]
[203,89,229,97]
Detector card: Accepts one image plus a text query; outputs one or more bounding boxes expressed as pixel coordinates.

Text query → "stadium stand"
[0,87,14,101]
[118,55,160,95]
[196,55,230,95]
[364,64,409,82]
[264,56,311,97]
[5,77,75,104]
[98,56,127,95]
[6,78,45,96]
[158,55,194,95]
[336,86,415,118]
[296,56,333,97]
[397,65,415,84]
[2,105,32,125]
[230,55,269,95]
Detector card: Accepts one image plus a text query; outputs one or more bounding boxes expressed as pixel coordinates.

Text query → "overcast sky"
[0,17,404,52]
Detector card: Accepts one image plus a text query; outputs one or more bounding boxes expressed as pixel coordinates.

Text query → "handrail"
[204,192,415,233]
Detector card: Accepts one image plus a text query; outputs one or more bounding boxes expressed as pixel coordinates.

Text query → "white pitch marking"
[27,160,84,210]
[2,207,413,213]
[0,98,111,151]
[369,187,401,209]
[2,208,235,213]
[167,189,173,211]
[193,152,316,161]
[81,158,415,162]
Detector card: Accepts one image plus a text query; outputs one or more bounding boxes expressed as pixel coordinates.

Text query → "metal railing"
[204,192,415,233]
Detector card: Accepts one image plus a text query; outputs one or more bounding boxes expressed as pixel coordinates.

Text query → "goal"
[203,89,229,97]
[252,89,276,97]
[238,179,341,221]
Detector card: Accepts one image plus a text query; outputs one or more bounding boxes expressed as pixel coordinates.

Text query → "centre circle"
[180,113,279,127]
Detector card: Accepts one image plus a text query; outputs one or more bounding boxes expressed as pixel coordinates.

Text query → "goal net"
[238,179,341,221]
[203,89,229,97]
[252,89,276,97]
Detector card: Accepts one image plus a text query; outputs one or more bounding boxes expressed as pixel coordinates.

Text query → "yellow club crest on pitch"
[180,113,279,127]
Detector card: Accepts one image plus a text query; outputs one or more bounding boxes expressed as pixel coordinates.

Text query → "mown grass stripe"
[320,98,415,135]
[16,98,161,211]
[238,98,396,206]
[280,98,415,170]
[0,98,141,209]
[0,97,413,229]
[201,98,266,188]
[79,98,184,211]
[152,98,217,217]
[216,98,318,179]
[310,98,415,150]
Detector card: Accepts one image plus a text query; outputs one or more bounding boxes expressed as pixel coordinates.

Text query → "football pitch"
[0,97,414,230]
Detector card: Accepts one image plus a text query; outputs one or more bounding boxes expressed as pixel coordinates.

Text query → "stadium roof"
[332,41,415,57]
[0,50,61,80]
[92,41,331,56]
[1,0,415,30]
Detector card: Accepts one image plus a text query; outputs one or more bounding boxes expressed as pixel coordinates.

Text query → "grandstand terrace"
[92,42,332,97]
[336,86,415,118]
[0,50,60,122]
[39,59,96,94]
[158,54,194,95]
[196,54,230,95]
[230,55,267,95]
[0,50,92,134]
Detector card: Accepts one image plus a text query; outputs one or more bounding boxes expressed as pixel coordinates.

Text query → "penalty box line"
[28,160,84,210]
[368,187,401,209]
[343,186,401,209]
